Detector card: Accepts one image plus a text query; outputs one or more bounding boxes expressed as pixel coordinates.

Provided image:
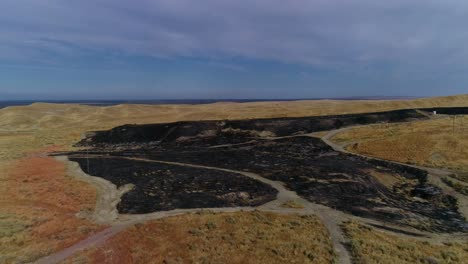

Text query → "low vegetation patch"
[63,211,334,264]
[442,177,468,195]
[333,116,468,174]
[342,220,468,264]
[448,173,468,184]
[0,152,102,263]
[280,200,305,209]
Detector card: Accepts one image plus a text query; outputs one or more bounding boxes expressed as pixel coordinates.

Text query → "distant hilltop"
[0,96,424,109]
[0,94,468,133]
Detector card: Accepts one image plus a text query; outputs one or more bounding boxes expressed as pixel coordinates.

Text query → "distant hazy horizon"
[0,96,428,109]
[0,96,422,102]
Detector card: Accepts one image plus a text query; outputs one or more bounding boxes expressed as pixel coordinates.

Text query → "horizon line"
[0,95,425,103]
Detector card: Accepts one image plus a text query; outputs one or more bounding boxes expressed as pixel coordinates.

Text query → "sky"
[1,0,468,100]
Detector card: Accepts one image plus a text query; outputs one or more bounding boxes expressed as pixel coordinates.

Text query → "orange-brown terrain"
[62,211,334,264]
[0,147,102,263]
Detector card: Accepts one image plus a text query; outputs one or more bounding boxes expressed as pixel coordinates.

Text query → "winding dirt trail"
[36,123,468,264]
[322,127,468,220]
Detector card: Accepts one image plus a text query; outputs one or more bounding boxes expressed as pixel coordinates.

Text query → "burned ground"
[420,107,468,115]
[105,137,464,232]
[77,108,425,146]
[65,109,468,232]
[68,157,277,214]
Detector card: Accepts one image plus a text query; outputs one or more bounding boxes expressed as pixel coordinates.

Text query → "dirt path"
[55,156,134,224]
[35,223,130,264]
[322,127,468,220]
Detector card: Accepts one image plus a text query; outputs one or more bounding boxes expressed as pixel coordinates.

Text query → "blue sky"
[1,0,468,100]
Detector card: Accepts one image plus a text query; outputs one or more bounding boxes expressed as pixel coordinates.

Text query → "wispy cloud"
[1,0,468,99]
[1,0,467,69]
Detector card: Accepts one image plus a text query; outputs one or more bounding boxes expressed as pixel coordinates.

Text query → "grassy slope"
[63,211,334,264]
[332,116,468,178]
[343,221,468,264]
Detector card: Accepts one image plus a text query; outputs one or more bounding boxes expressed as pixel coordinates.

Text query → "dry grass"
[448,173,468,184]
[342,221,468,264]
[280,200,305,209]
[361,168,403,189]
[441,177,468,195]
[332,116,468,173]
[63,211,334,264]
[0,108,107,263]
[0,151,103,263]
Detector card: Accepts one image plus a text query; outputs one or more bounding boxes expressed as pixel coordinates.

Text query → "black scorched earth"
[63,108,467,233]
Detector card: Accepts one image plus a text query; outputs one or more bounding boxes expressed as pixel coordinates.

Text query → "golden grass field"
[332,116,468,172]
[62,211,334,264]
[1,94,467,263]
[342,221,468,264]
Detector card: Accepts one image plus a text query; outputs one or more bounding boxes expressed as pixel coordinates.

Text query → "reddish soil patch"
[64,212,334,264]
[0,147,103,263]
